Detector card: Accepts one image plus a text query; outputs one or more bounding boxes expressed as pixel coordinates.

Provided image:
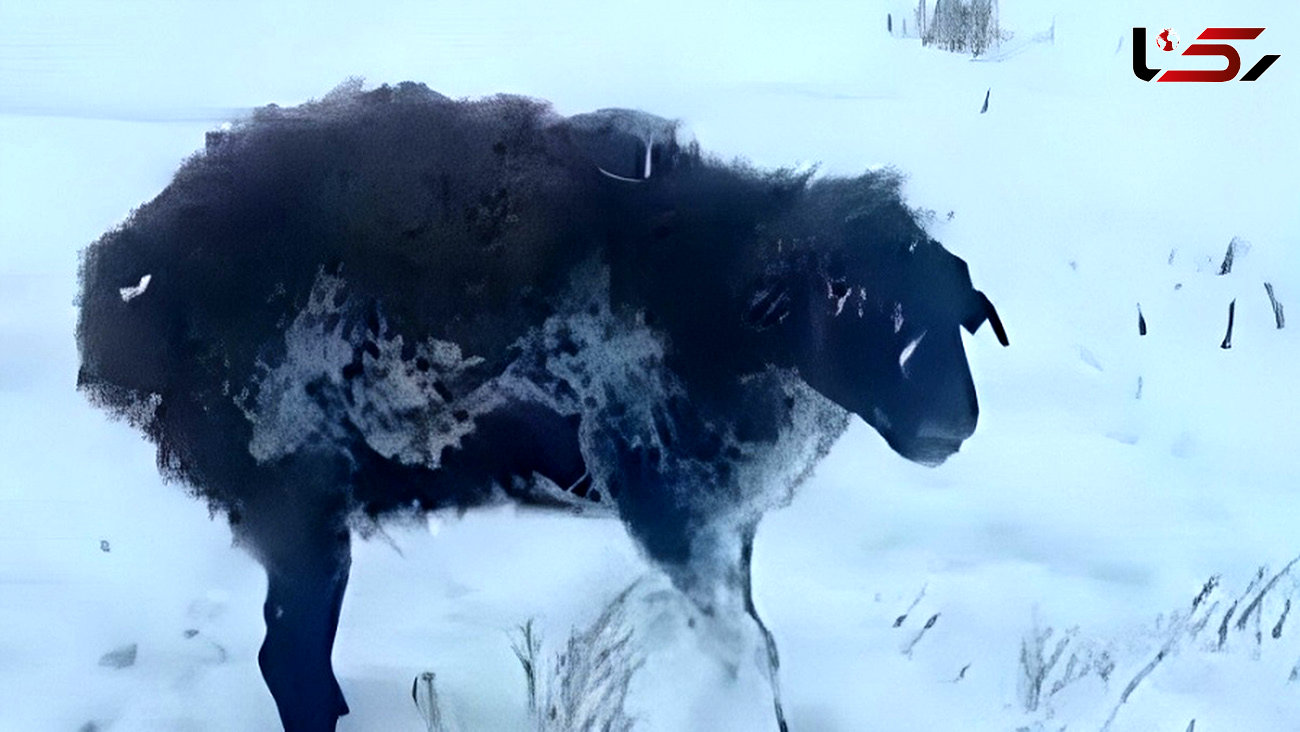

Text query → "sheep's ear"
[962,290,1009,346]
[744,279,791,330]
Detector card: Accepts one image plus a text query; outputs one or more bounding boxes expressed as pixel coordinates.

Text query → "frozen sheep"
[76,82,1007,731]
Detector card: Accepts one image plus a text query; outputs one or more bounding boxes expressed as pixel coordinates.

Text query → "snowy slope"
[2,0,1298,730]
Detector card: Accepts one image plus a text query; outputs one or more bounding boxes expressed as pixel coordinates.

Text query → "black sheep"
[77,82,1008,731]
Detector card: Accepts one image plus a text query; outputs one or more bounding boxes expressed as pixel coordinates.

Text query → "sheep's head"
[747,173,1007,466]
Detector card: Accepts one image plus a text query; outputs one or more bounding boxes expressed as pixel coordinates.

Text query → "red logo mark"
[1133,27,1280,82]
[1156,28,1180,52]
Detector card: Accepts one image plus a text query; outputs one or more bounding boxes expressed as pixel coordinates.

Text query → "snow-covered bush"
[1018,562,1300,731]
[917,0,1003,56]
[515,584,645,732]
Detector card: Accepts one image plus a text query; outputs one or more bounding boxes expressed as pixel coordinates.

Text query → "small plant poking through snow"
[1018,559,1300,730]
[1017,617,1116,720]
[516,583,645,732]
[511,619,543,715]
[412,671,448,732]
[1019,622,1073,713]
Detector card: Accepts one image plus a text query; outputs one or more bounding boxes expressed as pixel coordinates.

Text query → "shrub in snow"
[1017,563,1300,731]
[918,0,1003,56]
[520,584,644,732]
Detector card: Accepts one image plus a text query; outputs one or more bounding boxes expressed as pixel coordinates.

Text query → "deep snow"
[1,0,1298,730]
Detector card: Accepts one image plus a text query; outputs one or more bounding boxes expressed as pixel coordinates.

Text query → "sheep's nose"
[879,418,971,467]
[893,434,964,467]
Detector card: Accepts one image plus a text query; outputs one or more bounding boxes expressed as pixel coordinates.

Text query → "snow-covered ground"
[2,1,1298,730]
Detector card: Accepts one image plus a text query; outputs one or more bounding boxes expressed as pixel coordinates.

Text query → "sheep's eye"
[828,279,848,299]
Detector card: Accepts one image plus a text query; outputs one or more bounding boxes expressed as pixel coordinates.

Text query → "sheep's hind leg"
[236,452,353,732]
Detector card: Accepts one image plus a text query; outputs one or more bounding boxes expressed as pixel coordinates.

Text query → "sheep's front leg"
[742,526,789,732]
[674,523,790,732]
[238,454,353,732]
[610,438,789,731]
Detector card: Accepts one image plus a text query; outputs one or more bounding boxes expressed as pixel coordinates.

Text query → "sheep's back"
[76,85,609,504]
